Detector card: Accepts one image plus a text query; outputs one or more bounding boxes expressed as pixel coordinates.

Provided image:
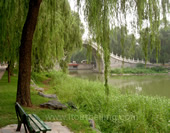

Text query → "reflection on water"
[69,70,104,81]
[69,70,170,98]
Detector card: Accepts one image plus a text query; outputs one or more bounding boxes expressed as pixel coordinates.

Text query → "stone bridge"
[83,41,161,73]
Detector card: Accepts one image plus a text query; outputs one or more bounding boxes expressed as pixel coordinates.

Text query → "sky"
[68,0,170,40]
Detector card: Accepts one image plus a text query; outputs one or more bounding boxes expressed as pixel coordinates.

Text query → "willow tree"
[59,12,84,73]
[0,0,27,82]
[1,0,83,106]
[31,1,83,73]
[32,0,83,73]
[77,0,169,96]
[17,0,42,106]
[17,0,83,106]
[32,0,65,72]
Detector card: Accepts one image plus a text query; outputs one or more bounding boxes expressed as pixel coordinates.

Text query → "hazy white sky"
[68,0,170,40]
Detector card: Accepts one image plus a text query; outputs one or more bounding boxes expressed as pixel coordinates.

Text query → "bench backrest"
[15,102,28,122]
[15,102,51,132]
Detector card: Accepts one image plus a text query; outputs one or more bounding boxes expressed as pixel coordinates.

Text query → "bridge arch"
[82,41,161,72]
[83,43,104,73]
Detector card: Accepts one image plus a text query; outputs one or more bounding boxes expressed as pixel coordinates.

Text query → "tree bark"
[16,0,42,106]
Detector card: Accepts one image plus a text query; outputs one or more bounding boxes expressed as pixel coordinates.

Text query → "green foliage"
[34,71,169,133]
[71,48,87,63]
[32,0,84,73]
[0,0,28,65]
[0,0,83,73]
[31,72,48,85]
[150,66,167,72]
[80,0,113,96]
[71,48,96,63]
[132,23,170,64]
[150,24,170,64]
[136,63,145,68]
[110,27,137,59]
[77,0,169,96]
[110,66,168,74]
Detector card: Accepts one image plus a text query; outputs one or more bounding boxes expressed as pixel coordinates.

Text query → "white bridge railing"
[110,53,150,64]
[84,42,151,65]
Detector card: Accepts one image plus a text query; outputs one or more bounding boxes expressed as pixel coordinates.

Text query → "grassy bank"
[0,72,93,132]
[33,71,170,132]
[110,66,169,74]
[0,71,170,132]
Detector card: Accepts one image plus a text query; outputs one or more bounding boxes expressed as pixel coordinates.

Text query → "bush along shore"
[110,65,169,75]
[0,71,169,132]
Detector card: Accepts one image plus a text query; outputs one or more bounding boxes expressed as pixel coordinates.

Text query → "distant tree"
[150,24,170,64]
[70,47,96,63]
[133,44,145,60]
[159,27,170,64]
[71,48,87,63]
[110,27,136,59]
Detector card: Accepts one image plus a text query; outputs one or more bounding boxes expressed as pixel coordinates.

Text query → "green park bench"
[15,102,51,133]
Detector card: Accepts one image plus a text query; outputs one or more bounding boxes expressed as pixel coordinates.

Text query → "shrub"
[110,68,123,74]
[151,66,167,73]
[111,66,168,74]
[136,63,145,68]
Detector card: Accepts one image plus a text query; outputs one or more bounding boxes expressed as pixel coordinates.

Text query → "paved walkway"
[0,65,7,80]
[0,122,73,133]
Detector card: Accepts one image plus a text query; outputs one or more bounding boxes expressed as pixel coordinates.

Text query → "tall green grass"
[0,70,169,132]
[32,71,170,133]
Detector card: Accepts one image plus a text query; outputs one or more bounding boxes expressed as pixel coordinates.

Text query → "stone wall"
[77,64,94,70]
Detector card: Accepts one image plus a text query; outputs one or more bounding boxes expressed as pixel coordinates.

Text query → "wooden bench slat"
[27,116,40,133]
[28,114,46,131]
[32,114,51,131]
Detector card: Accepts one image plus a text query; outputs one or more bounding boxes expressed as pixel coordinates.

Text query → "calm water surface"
[69,70,170,98]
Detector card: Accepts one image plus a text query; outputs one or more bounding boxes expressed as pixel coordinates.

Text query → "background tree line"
[71,23,170,65]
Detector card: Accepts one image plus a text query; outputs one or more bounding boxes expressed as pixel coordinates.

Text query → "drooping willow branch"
[77,0,169,96]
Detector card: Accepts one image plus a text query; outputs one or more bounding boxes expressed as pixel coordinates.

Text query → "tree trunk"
[9,61,14,76]
[8,62,11,83]
[16,0,42,106]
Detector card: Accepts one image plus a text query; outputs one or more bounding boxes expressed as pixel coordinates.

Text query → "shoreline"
[111,72,170,76]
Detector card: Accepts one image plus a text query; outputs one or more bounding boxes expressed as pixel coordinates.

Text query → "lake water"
[69,70,170,98]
